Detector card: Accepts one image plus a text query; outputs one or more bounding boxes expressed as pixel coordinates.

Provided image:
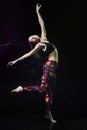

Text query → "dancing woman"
[7,3,58,123]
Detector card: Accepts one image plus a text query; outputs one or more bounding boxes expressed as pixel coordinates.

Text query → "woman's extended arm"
[7,43,44,66]
[36,3,47,41]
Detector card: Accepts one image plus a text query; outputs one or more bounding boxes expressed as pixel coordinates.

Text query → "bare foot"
[45,111,57,123]
[11,86,23,93]
[45,114,57,123]
[50,119,57,123]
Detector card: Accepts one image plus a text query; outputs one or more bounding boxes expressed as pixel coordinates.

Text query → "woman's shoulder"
[40,37,49,43]
[41,40,49,43]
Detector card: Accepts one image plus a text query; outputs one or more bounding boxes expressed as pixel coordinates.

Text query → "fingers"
[7,62,13,67]
[7,63,10,67]
[37,3,41,7]
[7,60,16,67]
[36,3,42,9]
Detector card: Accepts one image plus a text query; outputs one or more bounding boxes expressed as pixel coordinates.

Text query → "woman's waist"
[48,57,58,64]
[44,59,58,68]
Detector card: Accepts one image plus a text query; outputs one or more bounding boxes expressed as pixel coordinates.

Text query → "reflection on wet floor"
[0,114,87,130]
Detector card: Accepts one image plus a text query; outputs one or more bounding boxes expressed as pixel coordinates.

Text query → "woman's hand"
[36,3,42,13]
[7,60,17,67]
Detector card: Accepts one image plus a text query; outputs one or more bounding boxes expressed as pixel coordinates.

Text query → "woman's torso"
[41,41,58,64]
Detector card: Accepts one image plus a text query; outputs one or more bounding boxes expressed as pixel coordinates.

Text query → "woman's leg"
[38,63,57,123]
[11,85,39,92]
[11,61,57,123]
[45,91,57,123]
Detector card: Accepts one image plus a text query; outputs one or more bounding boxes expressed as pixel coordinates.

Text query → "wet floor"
[0,113,87,130]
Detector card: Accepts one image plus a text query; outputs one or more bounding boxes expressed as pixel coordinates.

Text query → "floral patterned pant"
[23,60,58,111]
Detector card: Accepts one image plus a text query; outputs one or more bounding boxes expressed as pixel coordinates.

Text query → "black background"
[0,0,86,118]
